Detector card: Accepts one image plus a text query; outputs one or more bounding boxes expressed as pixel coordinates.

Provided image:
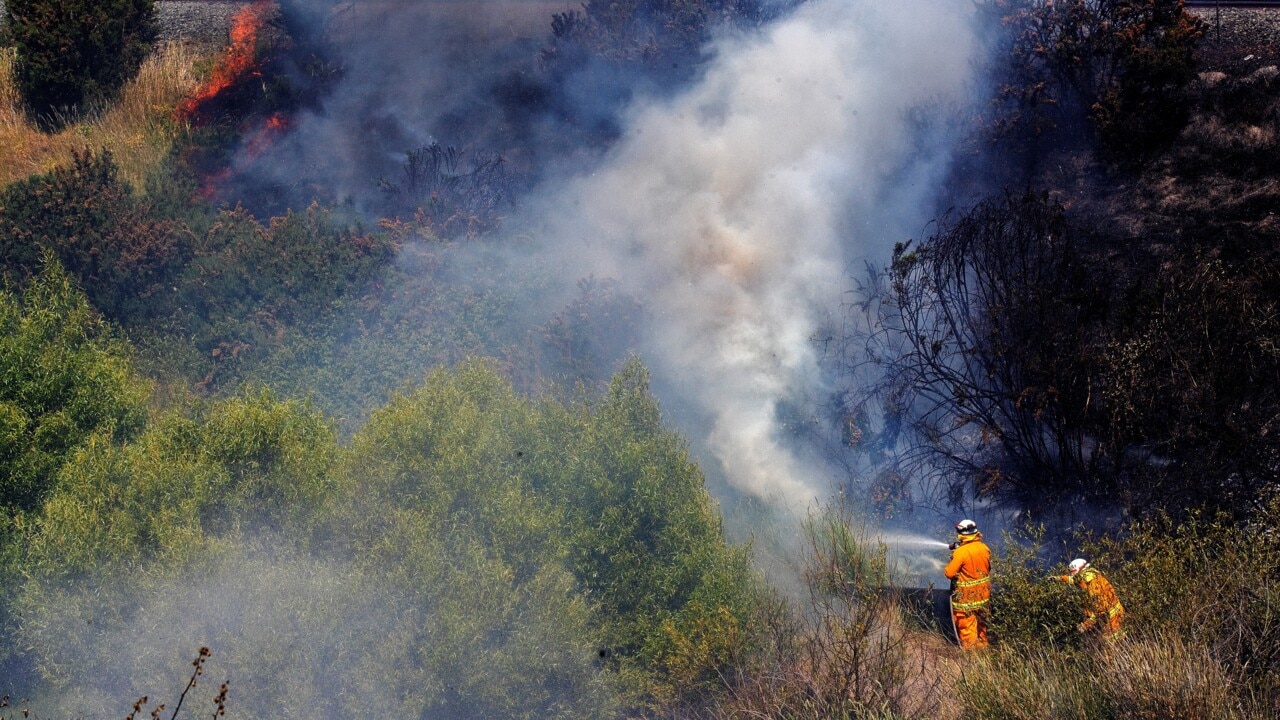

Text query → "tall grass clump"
[958,632,1252,720]
[694,506,948,720]
[958,498,1280,718]
[0,42,202,189]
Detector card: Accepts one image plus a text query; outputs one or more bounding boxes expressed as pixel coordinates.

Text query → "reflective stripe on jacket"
[1078,568,1123,624]
[945,533,991,610]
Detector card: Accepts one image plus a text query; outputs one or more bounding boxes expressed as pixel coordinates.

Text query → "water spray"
[878,532,951,579]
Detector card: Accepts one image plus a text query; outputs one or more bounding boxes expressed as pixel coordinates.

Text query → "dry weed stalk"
[124,647,227,720]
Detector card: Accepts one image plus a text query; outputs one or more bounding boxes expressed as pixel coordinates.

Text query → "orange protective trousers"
[953,608,989,650]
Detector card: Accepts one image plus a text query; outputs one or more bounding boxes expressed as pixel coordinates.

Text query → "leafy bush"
[334,359,757,708]
[957,634,1252,720]
[972,504,1280,716]
[984,526,1086,651]
[135,202,393,393]
[4,0,158,128]
[0,260,150,515]
[0,260,150,684]
[0,149,186,318]
[1080,504,1280,704]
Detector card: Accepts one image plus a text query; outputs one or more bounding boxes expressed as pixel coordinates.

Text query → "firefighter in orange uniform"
[1060,558,1126,641]
[944,519,990,650]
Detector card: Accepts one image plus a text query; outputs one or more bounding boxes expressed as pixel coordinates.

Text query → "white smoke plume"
[535,0,980,510]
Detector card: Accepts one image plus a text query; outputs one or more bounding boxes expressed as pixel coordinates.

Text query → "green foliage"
[4,359,753,717]
[971,506,1280,715]
[158,203,394,387]
[1079,503,1280,702]
[0,149,186,318]
[537,360,756,702]
[4,0,158,128]
[984,526,1086,650]
[335,358,757,707]
[957,635,1252,720]
[19,390,334,582]
[0,260,149,515]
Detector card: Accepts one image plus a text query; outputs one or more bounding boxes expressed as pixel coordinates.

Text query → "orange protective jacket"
[1064,568,1123,632]
[944,533,991,611]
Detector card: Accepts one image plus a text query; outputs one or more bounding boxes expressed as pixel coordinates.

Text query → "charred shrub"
[377,144,512,238]
[866,190,1116,505]
[4,0,158,129]
[542,0,783,74]
[984,0,1204,164]
[536,0,800,151]
[0,149,186,319]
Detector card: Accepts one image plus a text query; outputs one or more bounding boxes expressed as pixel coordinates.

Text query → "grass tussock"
[958,632,1259,720]
[0,43,205,190]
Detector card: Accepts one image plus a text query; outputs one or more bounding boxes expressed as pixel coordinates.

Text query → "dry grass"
[955,632,1265,720]
[0,42,207,190]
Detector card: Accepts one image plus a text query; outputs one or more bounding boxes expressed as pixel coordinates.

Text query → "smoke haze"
[6,0,989,714]
[220,0,981,514]
[533,0,979,509]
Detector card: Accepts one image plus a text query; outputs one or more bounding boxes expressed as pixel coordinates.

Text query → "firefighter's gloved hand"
[947,542,958,551]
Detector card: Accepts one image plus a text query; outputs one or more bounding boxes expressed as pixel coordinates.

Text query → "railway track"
[1187,1,1280,7]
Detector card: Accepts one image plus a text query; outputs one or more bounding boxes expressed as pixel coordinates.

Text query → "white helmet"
[1068,558,1089,575]
[955,519,979,535]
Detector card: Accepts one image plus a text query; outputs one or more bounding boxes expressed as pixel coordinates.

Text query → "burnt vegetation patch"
[836,1,1280,524]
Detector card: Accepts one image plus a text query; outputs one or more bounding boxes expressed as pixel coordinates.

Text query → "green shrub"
[985,526,1087,650]
[4,0,158,128]
[335,358,758,708]
[0,259,150,515]
[1079,503,1280,703]
[0,149,185,319]
[974,506,1280,715]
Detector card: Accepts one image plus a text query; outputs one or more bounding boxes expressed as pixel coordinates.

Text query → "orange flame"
[242,112,293,160]
[176,1,274,125]
[195,112,293,200]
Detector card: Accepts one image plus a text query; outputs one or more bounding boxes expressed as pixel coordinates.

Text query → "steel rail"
[1186,1,1280,7]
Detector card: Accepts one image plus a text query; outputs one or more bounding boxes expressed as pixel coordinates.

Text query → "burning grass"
[0,42,206,190]
[174,0,275,128]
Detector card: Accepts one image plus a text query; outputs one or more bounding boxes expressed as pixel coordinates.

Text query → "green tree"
[337,359,757,708]
[3,0,158,128]
[0,259,149,684]
[529,359,757,704]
